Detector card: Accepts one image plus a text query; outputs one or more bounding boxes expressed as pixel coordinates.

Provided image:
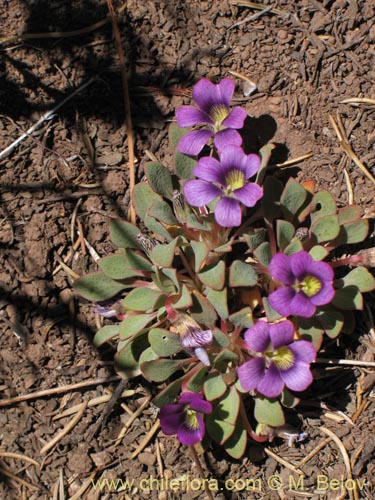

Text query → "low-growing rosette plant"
[75,77,375,458]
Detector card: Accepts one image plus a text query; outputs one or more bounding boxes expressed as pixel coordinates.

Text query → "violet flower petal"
[269,253,295,285]
[280,361,313,392]
[269,321,295,349]
[269,287,295,317]
[159,408,185,435]
[214,128,243,151]
[244,153,261,179]
[308,260,334,283]
[289,341,316,364]
[257,362,285,398]
[188,397,212,414]
[237,357,266,391]
[192,78,232,112]
[180,329,213,349]
[177,415,205,446]
[178,129,213,156]
[214,196,242,227]
[193,156,224,184]
[289,292,316,318]
[175,106,212,127]
[310,284,335,306]
[219,145,247,172]
[216,77,236,107]
[244,321,271,352]
[183,180,221,207]
[234,183,263,208]
[290,251,314,281]
[222,106,247,128]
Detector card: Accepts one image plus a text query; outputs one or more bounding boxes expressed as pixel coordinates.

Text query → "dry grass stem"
[276,152,314,167]
[189,446,216,500]
[0,452,40,468]
[68,470,97,500]
[0,464,39,491]
[130,419,160,459]
[264,447,304,475]
[343,168,354,204]
[295,436,332,468]
[40,400,89,454]
[229,0,287,16]
[315,357,375,368]
[114,395,152,446]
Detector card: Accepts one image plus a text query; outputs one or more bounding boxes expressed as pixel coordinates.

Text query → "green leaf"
[206,288,228,319]
[110,220,140,249]
[74,272,128,301]
[173,284,193,309]
[276,219,295,251]
[243,228,267,250]
[148,200,178,226]
[310,191,337,223]
[338,205,362,224]
[311,215,340,243]
[175,152,196,179]
[229,260,258,287]
[140,358,182,382]
[254,241,272,267]
[280,179,307,220]
[262,176,283,220]
[99,250,153,279]
[283,238,303,255]
[256,143,275,185]
[198,261,225,290]
[254,397,285,426]
[123,288,162,312]
[340,267,375,292]
[152,270,176,294]
[331,287,363,310]
[309,245,329,261]
[191,241,210,273]
[191,291,217,326]
[229,307,254,329]
[145,162,174,200]
[186,367,208,392]
[93,325,120,347]
[206,387,240,445]
[150,238,179,267]
[119,313,156,340]
[148,328,181,356]
[212,328,230,348]
[213,349,238,372]
[153,377,183,407]
[169,123,188,148]
[133,183,163,221]
[162,268,180,292]
[204,373,227,401]
[316,308,344,338]
[280,388,300,408]
[297,317,324,350]
[223,422,247,459]
[334,220,369,245]
[263,297,282,322]
[114,331,149,379]
[144,214,172,242]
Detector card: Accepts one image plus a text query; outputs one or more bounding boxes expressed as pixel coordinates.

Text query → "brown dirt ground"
[1,1,375,499]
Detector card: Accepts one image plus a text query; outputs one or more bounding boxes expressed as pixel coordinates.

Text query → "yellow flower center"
[210,104,229,127]
[268,346,295,370]
[299,275,322,297]
[185,408,200,429]
[225,169,245,192]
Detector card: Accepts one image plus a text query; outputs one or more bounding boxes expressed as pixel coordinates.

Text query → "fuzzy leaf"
[229,307,254,328]
[74,272,128,301]
[309,245,329,261]
[99,251,153,279]
[243,228,267,250]
[204,373,227,401]
[145,162,174,200]
[153,378,183,407]
[169,123,188,148]
[186,367,208,392]
[212,328,230,348]
[254,397,285,426]
[119,313,156,340]
[298,317,324,350]
[93,325,120,347]
[140,358,182,382]
[283,238,303,255]
[338,205,362,224]
[213,349,238,372]
[198,261,226,290]
[114,331,149,379]
[311,215,340,243]
[206,288,228,319]
[191,291,217,326]
[174,151,196,179]
[173,284,193,310]
[229,260,258,287]
[133,183,163,221]
[110,220,140,249]
[263,297,283,322]
[123,288,162,312]
[256,143,275,185]
[206,387,240,445]
[334,220,369,245]
[149,328,182,356]
[331,287,363,310]
[280,179,307,220]
[150,238,179,267]
[276,219,295,251]
[162,268,180,292]
[190,241,209,272]
[262,176,283,220]
[254,241,272,267]
[280,388,300,408]
[310,191,337,223]
[316,308,344,338]
[148,200,178,226]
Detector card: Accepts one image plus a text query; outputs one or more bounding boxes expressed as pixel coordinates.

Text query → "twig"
[106,0,136,224]
[69,470,97,500]
[189,446,215,500]
[0,452,40,468]
[114,394,152,446]
[0,375,121,407]
[343,168,354,204]
[264,447,304,475]
[0,465,39,491]
[0,78,96,160]
[230,4,274,29]
[315,358,375,368]
[130,420,160,459]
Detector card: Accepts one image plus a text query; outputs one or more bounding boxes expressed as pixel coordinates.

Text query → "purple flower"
[159,392,212,446]
[238,320,316,398]
[176,78,247,156]
[269,251,335,318]
[173,314,213,366]
[183,145,263,227]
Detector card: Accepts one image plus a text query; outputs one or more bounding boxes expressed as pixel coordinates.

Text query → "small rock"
[138,452,156,466]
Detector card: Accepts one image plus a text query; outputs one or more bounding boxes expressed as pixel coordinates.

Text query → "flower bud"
[137,232,158,257]
[172,190,190,224]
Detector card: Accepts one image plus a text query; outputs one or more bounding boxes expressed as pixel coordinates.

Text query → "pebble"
[138,452,156,466]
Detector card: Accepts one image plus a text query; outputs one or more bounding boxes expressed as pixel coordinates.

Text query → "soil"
[1,1,375,499]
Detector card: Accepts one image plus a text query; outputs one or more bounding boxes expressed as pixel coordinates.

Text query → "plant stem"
[189,446,215,500]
